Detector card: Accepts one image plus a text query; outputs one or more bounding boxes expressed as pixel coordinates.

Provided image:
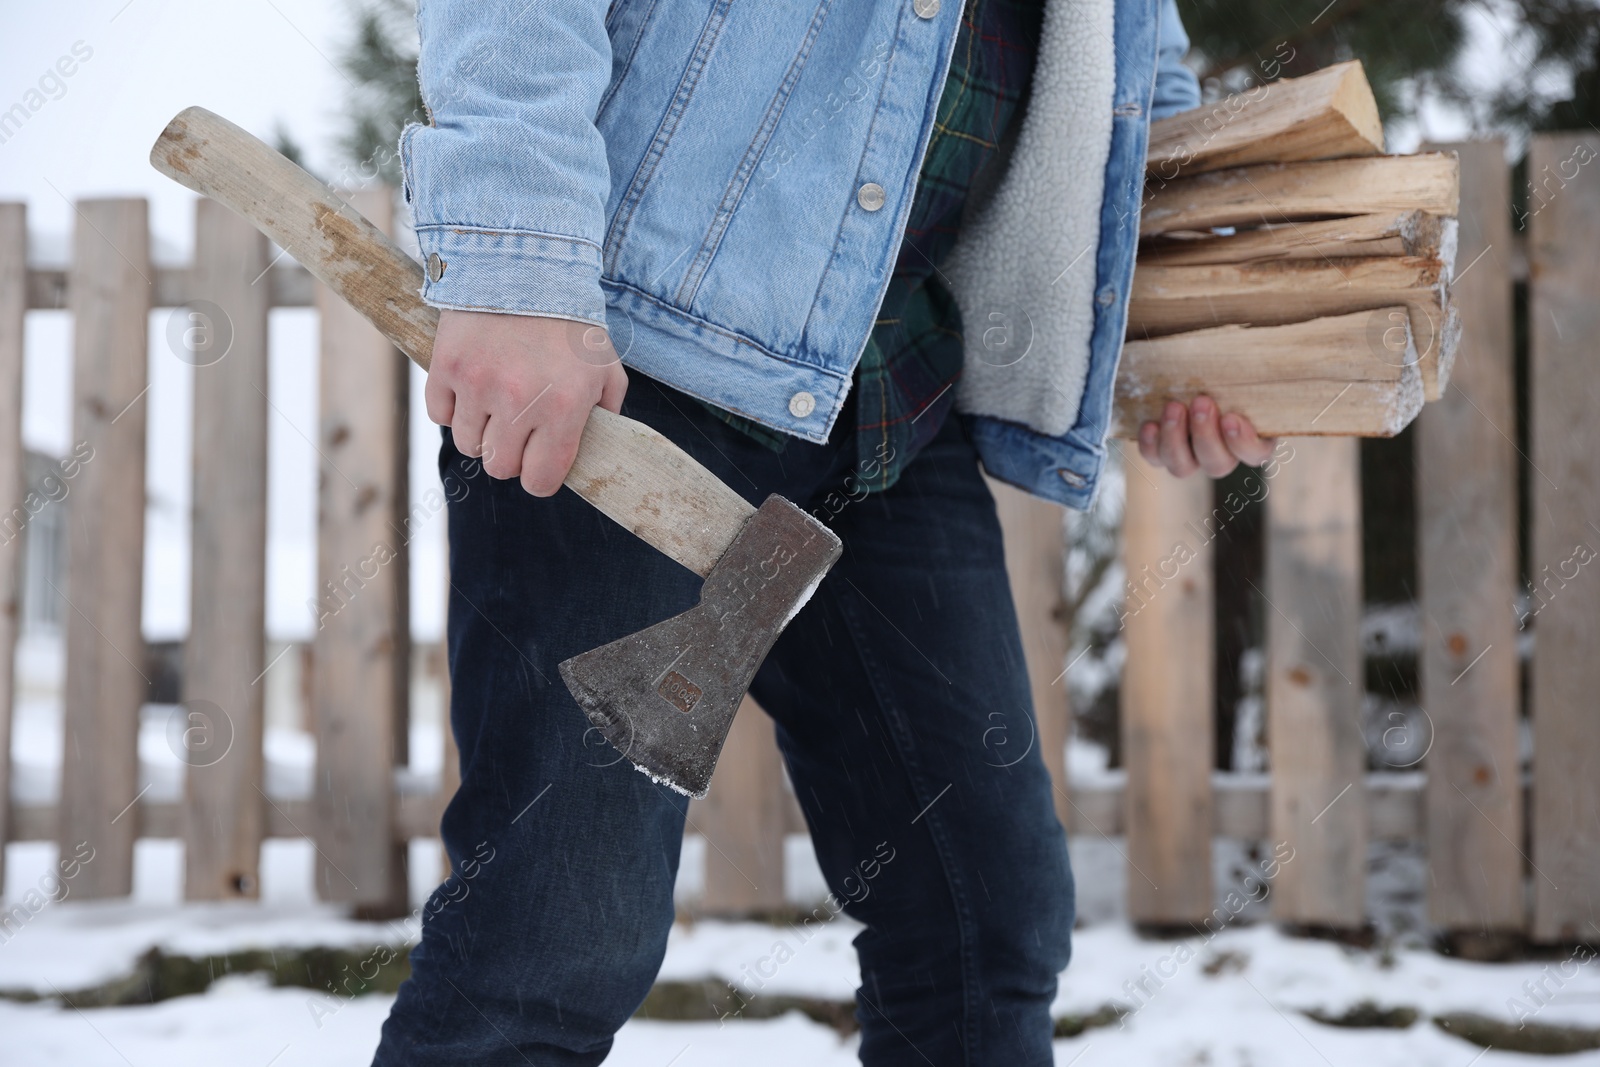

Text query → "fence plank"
[1416,140,1524,934]
[181,199,271,899]
[312,188,410,915]
[990,480,1073,827]
[1121,451,1214,923]
[1528,132,1600,942]
[693,696,787,915]
[27,265,313,311]
[60,199,151,897]
[11,775,1434,843]
[1265,437,1366,927]
[0,204,25,891]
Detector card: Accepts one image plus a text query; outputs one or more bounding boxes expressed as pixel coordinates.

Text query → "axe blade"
[559,495,841,797]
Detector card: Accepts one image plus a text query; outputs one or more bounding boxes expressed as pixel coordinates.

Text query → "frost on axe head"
[558,495,841,798]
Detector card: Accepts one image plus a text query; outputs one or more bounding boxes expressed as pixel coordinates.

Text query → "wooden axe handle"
[151,106,755,578]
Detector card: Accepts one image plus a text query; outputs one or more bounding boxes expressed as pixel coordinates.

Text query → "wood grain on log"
[1147,60,1383,179]
[1128,255,1457,399]
[1138,211,1455,267]
[1115,309,1424,438]
[1141,153,1460,237]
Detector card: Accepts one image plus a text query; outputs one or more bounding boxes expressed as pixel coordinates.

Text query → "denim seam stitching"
[421,299,607,328]
[793,9,909,350]
[415,225,604,256]
[597,0,662,120]
[674,0,837,308]
[603,277,853,381]
[605,282,838,434]
[1073,0,1160,474]
[602,0,736,274]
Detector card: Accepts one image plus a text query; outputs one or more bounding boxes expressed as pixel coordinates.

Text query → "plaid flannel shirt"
[700,0,1043,492]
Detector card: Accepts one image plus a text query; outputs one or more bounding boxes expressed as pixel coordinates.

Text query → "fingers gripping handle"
[150,106,754,576]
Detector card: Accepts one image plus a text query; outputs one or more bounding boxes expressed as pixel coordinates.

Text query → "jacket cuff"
[413,225,608,326]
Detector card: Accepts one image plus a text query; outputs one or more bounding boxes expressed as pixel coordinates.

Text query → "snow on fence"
[0,138,1597,937]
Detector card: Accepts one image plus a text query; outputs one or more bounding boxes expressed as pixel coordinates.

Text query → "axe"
[150,107,840,798]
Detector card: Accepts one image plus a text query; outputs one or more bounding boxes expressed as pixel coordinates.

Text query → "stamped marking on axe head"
[559,495,842,797]
[657,671,704,715]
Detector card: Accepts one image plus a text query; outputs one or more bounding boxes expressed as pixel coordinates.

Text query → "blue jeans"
[373,373,1075,1066]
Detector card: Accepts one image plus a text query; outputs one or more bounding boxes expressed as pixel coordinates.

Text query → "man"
[375,0,1270,1063]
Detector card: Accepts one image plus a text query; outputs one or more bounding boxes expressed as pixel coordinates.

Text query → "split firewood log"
[1116,62,1462,436]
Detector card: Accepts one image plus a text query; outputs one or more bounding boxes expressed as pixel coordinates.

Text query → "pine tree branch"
[1197,0,1392,83]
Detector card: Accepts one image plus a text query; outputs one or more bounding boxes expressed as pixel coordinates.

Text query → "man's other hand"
[425,309,629,496]
[1137,395,1274,478]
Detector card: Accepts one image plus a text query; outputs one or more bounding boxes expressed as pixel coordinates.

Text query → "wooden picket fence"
[0,138,1596,940]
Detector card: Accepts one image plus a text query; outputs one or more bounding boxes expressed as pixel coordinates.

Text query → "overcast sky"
[2,0,443,642]
[2,0,353,257]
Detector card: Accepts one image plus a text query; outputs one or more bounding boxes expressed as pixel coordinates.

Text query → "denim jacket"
[402,0,1200,509]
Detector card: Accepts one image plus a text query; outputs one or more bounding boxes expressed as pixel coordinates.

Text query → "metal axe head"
[559,495,841,798]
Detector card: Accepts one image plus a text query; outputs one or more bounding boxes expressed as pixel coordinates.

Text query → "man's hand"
[1138,395,1274,478]
[426,310,629,496]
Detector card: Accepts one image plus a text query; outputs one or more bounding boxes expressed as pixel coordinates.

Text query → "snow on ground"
[0,978,399,1067]
[1056,924,1600,1065]
[0,989,864,1067]
[7,633,1590,1063]
[6,723,1588,1065]
[3,867,1599,1066]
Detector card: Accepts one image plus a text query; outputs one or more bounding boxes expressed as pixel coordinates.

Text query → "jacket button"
[1058,469,1088,489]
[426,252,446,282]
[914,0,940,17]
[788,391,817,418]
[857,183,886,212]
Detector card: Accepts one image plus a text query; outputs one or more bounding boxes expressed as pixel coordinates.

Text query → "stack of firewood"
[1115,61,1460,438]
